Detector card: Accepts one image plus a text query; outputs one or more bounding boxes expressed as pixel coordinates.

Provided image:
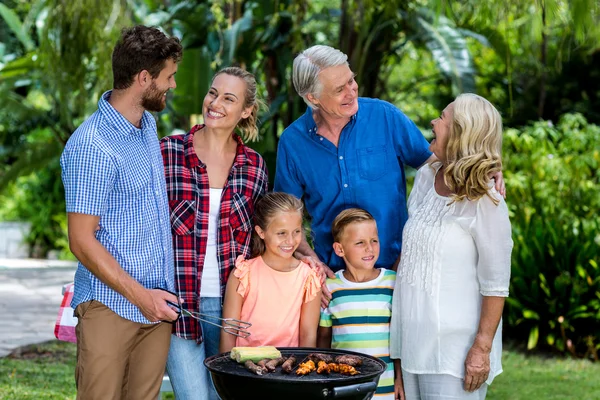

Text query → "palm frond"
[407,8,476,94]
[0,138,63,192]
[0,3,35,51]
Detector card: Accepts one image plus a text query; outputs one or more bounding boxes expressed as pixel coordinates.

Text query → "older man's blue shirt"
[275,98,431,272]
[60,90,174,324]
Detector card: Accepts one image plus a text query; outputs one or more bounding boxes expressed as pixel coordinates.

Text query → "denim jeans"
[166,297,222,400]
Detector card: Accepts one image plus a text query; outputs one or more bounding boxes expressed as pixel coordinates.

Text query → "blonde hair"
[331,208,375,242]
[213,67,264,141]
[443,93,503,205]
[251,192,304,257]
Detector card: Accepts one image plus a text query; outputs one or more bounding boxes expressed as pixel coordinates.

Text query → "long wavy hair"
[443,93,503,205]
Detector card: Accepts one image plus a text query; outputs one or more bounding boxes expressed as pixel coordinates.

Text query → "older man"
[275,45,435,279]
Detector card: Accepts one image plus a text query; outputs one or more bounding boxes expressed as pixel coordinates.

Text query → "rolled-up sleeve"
[471,193,513,297]
[61,143,116,216]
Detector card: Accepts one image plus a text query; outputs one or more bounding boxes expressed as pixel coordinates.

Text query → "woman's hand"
[463,343,491,392]
[299,255,335,308]
[393,359,405,400]
[490,170,506,198]
[394,376,406,400]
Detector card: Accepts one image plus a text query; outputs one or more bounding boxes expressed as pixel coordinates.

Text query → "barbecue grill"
[204,347,387,400]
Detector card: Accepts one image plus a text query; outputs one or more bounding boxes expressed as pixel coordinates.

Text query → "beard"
[141,81,167,112]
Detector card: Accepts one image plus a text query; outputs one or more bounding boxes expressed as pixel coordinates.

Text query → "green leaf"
[522,309,540,320]
[407,8,476,94]
[221,9,254,67]
[171,47,213,117]
[0,139,63,191]
[527,326,539,350]
[0,3,35,52]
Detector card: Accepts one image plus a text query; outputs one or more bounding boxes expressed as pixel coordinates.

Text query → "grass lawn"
[487,349,600,400]
[1,341,598,399]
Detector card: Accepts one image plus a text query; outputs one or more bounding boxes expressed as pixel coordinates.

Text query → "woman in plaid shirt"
[160,67,268,399]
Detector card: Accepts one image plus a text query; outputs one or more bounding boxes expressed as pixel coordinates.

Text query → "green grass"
[0,341,76,400]
[487,350,600,400]
[1,341,599,399]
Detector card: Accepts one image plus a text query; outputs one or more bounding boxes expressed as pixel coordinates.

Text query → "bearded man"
[60,26,182,400]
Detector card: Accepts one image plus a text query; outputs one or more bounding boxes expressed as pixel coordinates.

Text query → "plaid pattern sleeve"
[161,125,268,341]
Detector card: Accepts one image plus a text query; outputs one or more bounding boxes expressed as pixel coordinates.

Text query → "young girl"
[220,192,322,352]
[317,208,401,400]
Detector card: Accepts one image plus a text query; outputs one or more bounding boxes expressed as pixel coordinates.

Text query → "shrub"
[503,113,600,359]
[0,160,71,259]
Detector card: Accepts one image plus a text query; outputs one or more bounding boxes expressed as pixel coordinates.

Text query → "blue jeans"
[166,297,222,400]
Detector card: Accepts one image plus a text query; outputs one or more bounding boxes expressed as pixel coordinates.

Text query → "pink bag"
[54,283,78,343]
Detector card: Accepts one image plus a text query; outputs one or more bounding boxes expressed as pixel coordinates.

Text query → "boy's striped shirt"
[320,269,396,399]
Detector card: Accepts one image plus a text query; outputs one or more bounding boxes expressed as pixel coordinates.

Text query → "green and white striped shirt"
[320,268,396,399]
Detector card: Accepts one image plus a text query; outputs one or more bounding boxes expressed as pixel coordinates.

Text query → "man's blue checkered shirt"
[60,90,175,324]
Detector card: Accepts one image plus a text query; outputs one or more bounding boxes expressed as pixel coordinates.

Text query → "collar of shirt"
[97,90,154,138]
[184,124,255,169]
[302,106,359,138]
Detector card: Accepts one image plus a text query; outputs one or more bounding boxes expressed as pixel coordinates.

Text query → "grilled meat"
[296,360,316,375]
[316,361,330,374]
[281,355,296,373]
[265,357,286,372]
[308,353,334,364]
[334,355,363,367]
[244,360,267,375]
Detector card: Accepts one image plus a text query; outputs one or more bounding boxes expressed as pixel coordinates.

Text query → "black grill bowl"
[204,347,387,400]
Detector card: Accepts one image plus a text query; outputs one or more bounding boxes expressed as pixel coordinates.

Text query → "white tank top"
[200,188,223,298]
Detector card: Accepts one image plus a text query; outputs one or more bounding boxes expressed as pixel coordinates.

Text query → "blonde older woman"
[390,94,513,400]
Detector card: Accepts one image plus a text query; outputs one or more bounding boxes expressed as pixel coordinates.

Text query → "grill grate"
[206,347,385,383]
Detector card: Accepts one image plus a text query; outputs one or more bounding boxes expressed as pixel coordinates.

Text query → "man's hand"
[463,343,490,392]
[134,288,180,323]
[299,255,335,308]
[490,171,506,198]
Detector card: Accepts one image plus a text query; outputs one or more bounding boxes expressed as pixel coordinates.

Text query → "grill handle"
[326,382,378,398]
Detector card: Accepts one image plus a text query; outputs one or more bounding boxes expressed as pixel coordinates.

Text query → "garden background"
[0,0,599,398]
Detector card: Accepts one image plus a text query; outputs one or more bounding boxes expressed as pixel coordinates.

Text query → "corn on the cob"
[230,346,281,363]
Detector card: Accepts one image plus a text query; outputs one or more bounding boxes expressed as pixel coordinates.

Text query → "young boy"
[317,208,403,400]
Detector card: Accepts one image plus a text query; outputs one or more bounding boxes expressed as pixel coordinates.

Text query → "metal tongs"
[160,289,252,338]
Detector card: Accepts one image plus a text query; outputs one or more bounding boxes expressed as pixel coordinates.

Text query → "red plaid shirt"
[161,125,268,341]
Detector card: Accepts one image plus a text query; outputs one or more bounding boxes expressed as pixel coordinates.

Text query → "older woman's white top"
[390,164,512,385]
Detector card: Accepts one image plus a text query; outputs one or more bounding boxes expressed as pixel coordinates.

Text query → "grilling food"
[281,355,296,373]
[257,359,270,368]
[308,353,334,364]
[265,357,286,372]
[326,363,360,375]
[316,361,330,374]
[244,360,267,375]
[230,346,281,363]
[296,360,316,375]
[334,355,363,367]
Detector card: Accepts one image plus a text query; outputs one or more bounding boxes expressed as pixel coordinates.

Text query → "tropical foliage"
[503,113,600,359]
[0,0,599,358]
